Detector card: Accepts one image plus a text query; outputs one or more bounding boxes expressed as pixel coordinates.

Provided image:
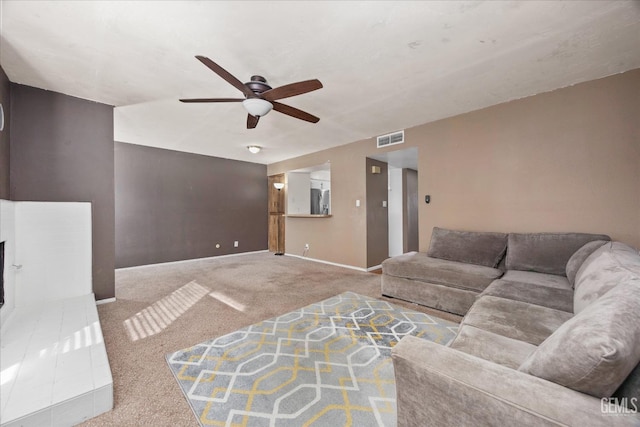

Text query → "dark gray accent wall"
[10,84,115,300]
[0,66,10,199]
[115,142,268,268]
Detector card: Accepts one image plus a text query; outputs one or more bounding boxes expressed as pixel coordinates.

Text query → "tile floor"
[0,294,113,426]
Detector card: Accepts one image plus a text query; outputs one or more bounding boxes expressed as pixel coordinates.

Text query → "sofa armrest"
[391,336,639,426]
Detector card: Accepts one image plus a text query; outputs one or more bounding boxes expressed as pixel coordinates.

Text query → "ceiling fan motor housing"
[245,76,272,95]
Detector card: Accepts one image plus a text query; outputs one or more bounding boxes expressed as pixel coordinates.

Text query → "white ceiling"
[2,1,640,165]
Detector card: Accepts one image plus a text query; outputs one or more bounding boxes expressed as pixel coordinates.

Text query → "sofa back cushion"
[565,240,609,288]
[505,232,610,276]
[573,242,640,314]
[427,227,507,268]
[519,281,640,398]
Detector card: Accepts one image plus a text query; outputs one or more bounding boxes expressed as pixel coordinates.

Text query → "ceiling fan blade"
[261,79,323,102]
[247,114,259,129]
[195,55,255,99]
[179,98,244,103]
[272,101,320,123]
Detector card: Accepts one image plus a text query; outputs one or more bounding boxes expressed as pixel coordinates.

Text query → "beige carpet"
[81,252,460,426]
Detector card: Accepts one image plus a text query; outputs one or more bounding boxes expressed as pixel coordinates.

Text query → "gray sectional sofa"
[382,228,640,426]
[381,227,610,316]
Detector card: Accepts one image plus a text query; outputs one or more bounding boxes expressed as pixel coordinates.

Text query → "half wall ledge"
[0,294,113,426]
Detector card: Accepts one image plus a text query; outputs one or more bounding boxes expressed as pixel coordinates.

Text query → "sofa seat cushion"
[462,296,573,346]
[381,275,478,316]
[382,252,503,292]
[450,325,537,369]
[426,227,507,268]
[501,270,572,290]
[481,279,573,313]
[519,281,640,398]
[573,242,640,314]
[506,232,610,276]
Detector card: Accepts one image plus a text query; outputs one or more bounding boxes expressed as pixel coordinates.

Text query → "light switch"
[382,200,387,208]
[356,199,361,207]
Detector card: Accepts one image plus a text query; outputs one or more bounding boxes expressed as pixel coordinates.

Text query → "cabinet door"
[15,202,92,306]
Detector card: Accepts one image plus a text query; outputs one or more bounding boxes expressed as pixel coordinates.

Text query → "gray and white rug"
[166,292,458,426]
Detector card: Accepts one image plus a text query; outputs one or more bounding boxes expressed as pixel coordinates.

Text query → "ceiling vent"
[377,130,404,148]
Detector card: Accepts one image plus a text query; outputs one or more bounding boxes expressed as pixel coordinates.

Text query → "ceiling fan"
[180,55,323,129]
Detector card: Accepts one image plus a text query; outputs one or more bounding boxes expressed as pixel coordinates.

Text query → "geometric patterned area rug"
[166,292,459,426]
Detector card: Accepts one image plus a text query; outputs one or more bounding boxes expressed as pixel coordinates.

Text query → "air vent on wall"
[377,130,404,148]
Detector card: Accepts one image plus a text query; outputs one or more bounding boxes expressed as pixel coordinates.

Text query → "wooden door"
[366,158,389,268]
[268,214,285,253]
[268,174,285,253]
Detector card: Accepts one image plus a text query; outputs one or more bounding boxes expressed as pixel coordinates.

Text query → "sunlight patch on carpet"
[209,291,246,312]
[124,281,209,341]
[166,292,458,426]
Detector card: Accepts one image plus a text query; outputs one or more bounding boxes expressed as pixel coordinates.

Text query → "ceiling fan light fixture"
[242,98,273,117]
[247,145,262,154]
[181,56,321,129]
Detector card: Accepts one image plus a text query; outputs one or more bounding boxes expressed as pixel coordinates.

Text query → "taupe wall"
[0,66,10,200]
[416,70,640,249]
[268,69,640,269]
[115,142,268,268]
[10,84,115,299]
[271,148,370,267]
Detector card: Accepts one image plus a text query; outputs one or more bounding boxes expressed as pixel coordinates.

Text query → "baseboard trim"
[366,264,382,272]
[96,297,116,305]
[115,250,270,271]
[285,254,368,272]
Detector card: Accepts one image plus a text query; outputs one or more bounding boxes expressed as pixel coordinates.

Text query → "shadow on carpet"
[166,292,458,426]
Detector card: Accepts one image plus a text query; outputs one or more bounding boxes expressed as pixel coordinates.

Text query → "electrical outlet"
[304,243,310,250]
[234,241,239,247]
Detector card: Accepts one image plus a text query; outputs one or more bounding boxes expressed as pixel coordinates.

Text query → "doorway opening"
[367,147,419,268]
